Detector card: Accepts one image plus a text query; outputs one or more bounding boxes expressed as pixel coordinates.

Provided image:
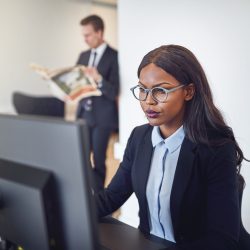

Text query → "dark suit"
[77,45,119,191]
[96,124,240,250]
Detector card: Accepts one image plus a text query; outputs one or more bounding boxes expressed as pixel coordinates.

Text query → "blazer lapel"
[97,46,109,71]
[170,137,197,234]
[80,50,91,65]
[134,127,153,206]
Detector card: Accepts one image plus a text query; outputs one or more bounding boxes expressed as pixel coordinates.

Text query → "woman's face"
[139,63,193,138]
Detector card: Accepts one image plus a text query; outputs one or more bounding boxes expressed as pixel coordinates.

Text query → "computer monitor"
[0,158,60,250]
[0,114,99,250]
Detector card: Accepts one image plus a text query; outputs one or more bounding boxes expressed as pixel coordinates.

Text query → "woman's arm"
[95,128,136,217]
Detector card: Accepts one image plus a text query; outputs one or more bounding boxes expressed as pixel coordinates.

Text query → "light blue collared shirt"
[146,126,185,242]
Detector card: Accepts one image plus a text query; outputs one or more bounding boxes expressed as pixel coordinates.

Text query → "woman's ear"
[184,83,195,101]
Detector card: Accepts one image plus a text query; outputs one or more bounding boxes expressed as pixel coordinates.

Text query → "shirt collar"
[151,125,185,153]
[91,42,107,56]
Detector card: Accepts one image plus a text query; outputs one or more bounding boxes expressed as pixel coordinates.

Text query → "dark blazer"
[76,45,119,129]
[96,124,240,250]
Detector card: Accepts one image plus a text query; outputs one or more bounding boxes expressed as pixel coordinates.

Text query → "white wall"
[0,0,117,113]
[117,0,250,230]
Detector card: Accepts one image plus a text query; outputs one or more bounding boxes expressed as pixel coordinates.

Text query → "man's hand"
[81,85,97,92]
[83,66,102,83]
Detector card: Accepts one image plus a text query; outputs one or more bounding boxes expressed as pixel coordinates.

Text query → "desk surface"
[99,217,174,250]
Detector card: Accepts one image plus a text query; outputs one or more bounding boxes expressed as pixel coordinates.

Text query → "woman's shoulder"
[195,137,236,161]
[127,123,153,145]
[133,123,153,133]
[130,123,153,139]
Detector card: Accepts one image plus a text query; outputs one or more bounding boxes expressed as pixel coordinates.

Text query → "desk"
[99,217,174,250]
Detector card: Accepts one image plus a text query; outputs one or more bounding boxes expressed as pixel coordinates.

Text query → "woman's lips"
[145,110,160,118]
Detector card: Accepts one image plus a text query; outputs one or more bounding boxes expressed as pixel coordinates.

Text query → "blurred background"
[0,0,249,231]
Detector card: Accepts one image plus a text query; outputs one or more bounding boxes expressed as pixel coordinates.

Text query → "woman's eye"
[154,88,166,94]
[139,87,145,93]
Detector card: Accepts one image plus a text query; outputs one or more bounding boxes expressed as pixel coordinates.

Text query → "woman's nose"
[145,91,157,105]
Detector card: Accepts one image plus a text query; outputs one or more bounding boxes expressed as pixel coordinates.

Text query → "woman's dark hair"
[138,44,247,173]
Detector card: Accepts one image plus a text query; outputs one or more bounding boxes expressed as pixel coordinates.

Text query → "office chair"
[238,174,250,250]
[12,91,64,117]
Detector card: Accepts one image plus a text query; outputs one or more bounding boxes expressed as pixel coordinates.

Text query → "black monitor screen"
[0,114,98,250]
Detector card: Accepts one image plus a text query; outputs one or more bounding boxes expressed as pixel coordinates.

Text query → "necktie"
[84,51,97,112]
[92,51,97,67]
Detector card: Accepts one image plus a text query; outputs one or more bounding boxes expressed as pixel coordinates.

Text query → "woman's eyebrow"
[138,81,173,87]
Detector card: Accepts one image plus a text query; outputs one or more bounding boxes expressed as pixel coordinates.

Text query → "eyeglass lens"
[133,86,168,102]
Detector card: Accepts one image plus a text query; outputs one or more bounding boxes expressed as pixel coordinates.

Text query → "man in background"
[77,15,119,191]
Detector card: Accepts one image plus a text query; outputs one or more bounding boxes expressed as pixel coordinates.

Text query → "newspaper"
[30,63,102,103]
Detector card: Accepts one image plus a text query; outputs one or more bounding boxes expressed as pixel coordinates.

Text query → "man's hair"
[80,15,104,32]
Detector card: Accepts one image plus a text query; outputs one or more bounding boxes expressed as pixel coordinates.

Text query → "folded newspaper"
[30,63,102,102]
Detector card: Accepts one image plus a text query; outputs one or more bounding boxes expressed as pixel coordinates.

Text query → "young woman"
[95,45,247,250]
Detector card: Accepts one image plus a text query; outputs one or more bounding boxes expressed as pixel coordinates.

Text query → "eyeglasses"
[130,84,184,103]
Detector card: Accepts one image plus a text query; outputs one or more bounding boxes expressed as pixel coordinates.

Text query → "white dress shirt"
[88,42,107,67]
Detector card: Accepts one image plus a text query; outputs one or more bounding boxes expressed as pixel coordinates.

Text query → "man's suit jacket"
[76,45,119,129]
[96,124,240,250]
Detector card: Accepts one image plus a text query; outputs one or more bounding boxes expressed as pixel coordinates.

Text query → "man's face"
[81,24,103,49]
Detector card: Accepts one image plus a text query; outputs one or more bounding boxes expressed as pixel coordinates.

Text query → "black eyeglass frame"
[130,84,185,103]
